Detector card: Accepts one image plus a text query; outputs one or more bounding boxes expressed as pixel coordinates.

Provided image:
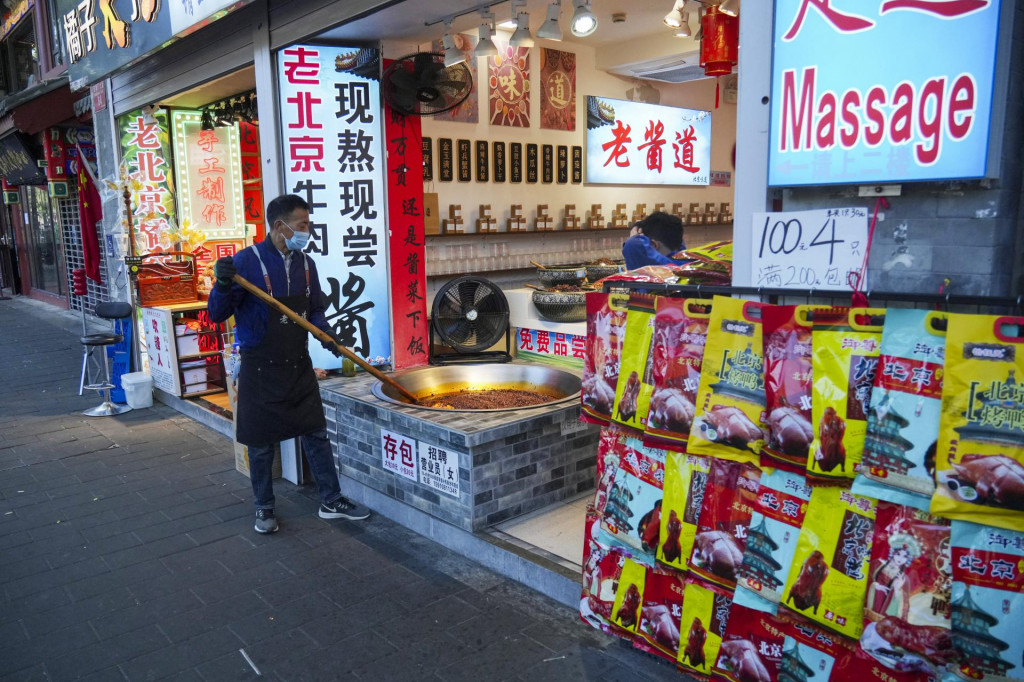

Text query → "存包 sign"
[768,0,1006,186]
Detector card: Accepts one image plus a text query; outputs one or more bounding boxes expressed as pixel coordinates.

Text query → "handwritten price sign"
[751,208,868,291]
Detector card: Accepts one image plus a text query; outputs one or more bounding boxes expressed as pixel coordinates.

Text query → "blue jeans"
[248,428,343,510]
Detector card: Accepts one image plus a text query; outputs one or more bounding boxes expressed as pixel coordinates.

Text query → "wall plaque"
[457,139,471,182]
[526,143,538,183]
[422,137,433,182]
[439,138,453,182]
[571,145,583,184]
[542,144,553,184]
[510,142,523,183]
[557,145,569,184]
[493,141,506,183]
[475,140,489,183]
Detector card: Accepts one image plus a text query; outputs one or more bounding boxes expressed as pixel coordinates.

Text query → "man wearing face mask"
[208,194,370,534]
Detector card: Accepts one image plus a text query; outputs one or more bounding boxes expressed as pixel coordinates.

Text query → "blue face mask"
[282,222,310,252]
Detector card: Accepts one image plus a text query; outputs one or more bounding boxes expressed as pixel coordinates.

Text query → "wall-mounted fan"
[429,276,511,365]
[382,52,473,117]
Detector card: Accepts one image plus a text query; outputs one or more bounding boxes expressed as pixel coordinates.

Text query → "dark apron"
[235,271,326,447]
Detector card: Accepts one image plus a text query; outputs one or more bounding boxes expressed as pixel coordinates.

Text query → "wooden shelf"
[425,222,733,238]
[178,350,225,361]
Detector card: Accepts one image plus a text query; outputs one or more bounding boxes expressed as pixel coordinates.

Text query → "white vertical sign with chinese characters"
[278,45,391,369]
[751,208,868,291]
[141,307,180,395]
[585,96,711,186]
[418,441,461,498]
[171,111,245,240]
[380,429,418,482]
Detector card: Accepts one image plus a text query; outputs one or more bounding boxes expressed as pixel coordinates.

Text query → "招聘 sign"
[768,0,1004,186]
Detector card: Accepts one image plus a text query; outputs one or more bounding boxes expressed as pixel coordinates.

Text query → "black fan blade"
[390,66,419,92]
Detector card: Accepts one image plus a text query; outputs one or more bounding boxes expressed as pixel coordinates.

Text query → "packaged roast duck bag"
[678,577,734,677]
[761,305,817,474]
[934,313,1024,531]
[781,486,877,640]
[807,307,886,487]
[658,452,712,572]
[581,510,628,636]
[858,503,954,677]
[948,520,1024,682]
[636,565,687,661]
[688,296,769,467]
[610,556,648,635]
[687,459,763,590]
[645,297,713,453]
[710,602,787,682]
[600,435,666,560]
[593,426,626,517]
[611,294,658,435]
[583,292,629,425]
[853,309,948,511]
[736,468,814,607]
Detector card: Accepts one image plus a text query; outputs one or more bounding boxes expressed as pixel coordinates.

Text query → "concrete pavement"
[0,296,686,682]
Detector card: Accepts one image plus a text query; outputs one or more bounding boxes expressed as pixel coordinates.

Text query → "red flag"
[77,154,102,283]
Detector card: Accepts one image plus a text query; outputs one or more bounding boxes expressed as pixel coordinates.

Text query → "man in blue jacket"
[209,194,369,534]
[621,211,688,271]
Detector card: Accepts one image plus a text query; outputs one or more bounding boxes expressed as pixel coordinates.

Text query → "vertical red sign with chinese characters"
[384,99,428,369]
[238,121,264,241]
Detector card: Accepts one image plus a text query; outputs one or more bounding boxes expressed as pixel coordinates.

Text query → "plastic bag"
[854,309,947,511]
[781,486,877,639]
[948,520,1024,682]
[687,459,763,590]
[580,511,627,636]
[710,602,787,682]
[645,297,713,453]
[610,556,648,634]
[761,305,817,473]
[737,468,814,607]
[600,436,666,560]
[807,307,886,486]
[689,296,769,467]
[860,503,953,676]
[934,313,1024,531]
[637,565,686,660]
[582,292,629,425]
[658,452,712,572]
[611,294,657,435]
[593,426,625,517]
[678,577,734,677]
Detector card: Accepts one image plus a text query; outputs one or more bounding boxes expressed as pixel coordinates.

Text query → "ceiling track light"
[475,8,498,58]
[570,0,597,37]
[663,0,684,28]
[675,9,692,36]
[441,19,466,67]
[510,11,534,47]
[719,0,739,17]
[498,0,524,29]
[536,1,563,41]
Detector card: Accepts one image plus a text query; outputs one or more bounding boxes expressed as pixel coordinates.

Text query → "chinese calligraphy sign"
[119,108,178,255]
[585,96,711,185]
[488,38,530,128]
[540,48,576,131]
[171,111,244,240]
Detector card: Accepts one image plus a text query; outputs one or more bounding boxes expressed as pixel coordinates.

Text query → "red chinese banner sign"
[119,108,178,255]
[488,38,530,128]
[540,48,575,131]
[238,121,264,240]
[384,100,428,369]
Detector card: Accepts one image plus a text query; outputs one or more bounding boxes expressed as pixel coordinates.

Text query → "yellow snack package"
[677,577,733,676]
[688,296,768,467]
[781,486,877,640]
[657,452,712,572]
[933,313,1024,531]
[807,307,886,487]
[610,556,648,634]
[611,294,658,436]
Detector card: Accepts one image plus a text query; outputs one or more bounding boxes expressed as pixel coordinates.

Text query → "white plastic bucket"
[120,371,154,409]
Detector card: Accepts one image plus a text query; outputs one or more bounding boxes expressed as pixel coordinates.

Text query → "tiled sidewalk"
[0,297,687,682]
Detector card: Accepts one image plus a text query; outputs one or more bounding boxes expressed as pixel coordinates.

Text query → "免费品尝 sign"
[768,0,1005,186]
[585,96,711,186]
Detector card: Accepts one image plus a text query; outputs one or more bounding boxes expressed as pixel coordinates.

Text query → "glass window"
[46,0,65,67]
[9,20,37,91]
[25,186,64,296]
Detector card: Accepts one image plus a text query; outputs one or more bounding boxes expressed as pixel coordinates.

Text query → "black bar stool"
[80,302,134,417]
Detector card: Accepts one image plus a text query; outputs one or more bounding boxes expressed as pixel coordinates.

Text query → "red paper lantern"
[700,5,739,77]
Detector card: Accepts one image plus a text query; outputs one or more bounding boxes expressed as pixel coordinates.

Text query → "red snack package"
[645,297,713,453]
[593,426,625,517]
[688,459,763,590]
[711,602,788,682]
[637,565,687,661]
[583,292,629,425]
[860,504,954,676]
[761,305,817,474]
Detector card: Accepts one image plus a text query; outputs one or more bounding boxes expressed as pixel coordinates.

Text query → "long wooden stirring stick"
[231,274,422,405]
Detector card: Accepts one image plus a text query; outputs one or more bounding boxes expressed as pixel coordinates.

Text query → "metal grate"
[59,186,109,313]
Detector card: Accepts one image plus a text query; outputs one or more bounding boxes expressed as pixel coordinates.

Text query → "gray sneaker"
[254,508,279,534]
[319,497,370,521]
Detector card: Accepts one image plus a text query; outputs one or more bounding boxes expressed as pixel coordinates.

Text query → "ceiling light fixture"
[569,0,597,37]
[719,0,739,17]
[510,11,534,47]
[441,19,466,67]
[498,0,523,29]
[536,1,563,41]
[475,9,499,57]
[200,108,214,131]
[663,0,684,28]
[675,10,691,36]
